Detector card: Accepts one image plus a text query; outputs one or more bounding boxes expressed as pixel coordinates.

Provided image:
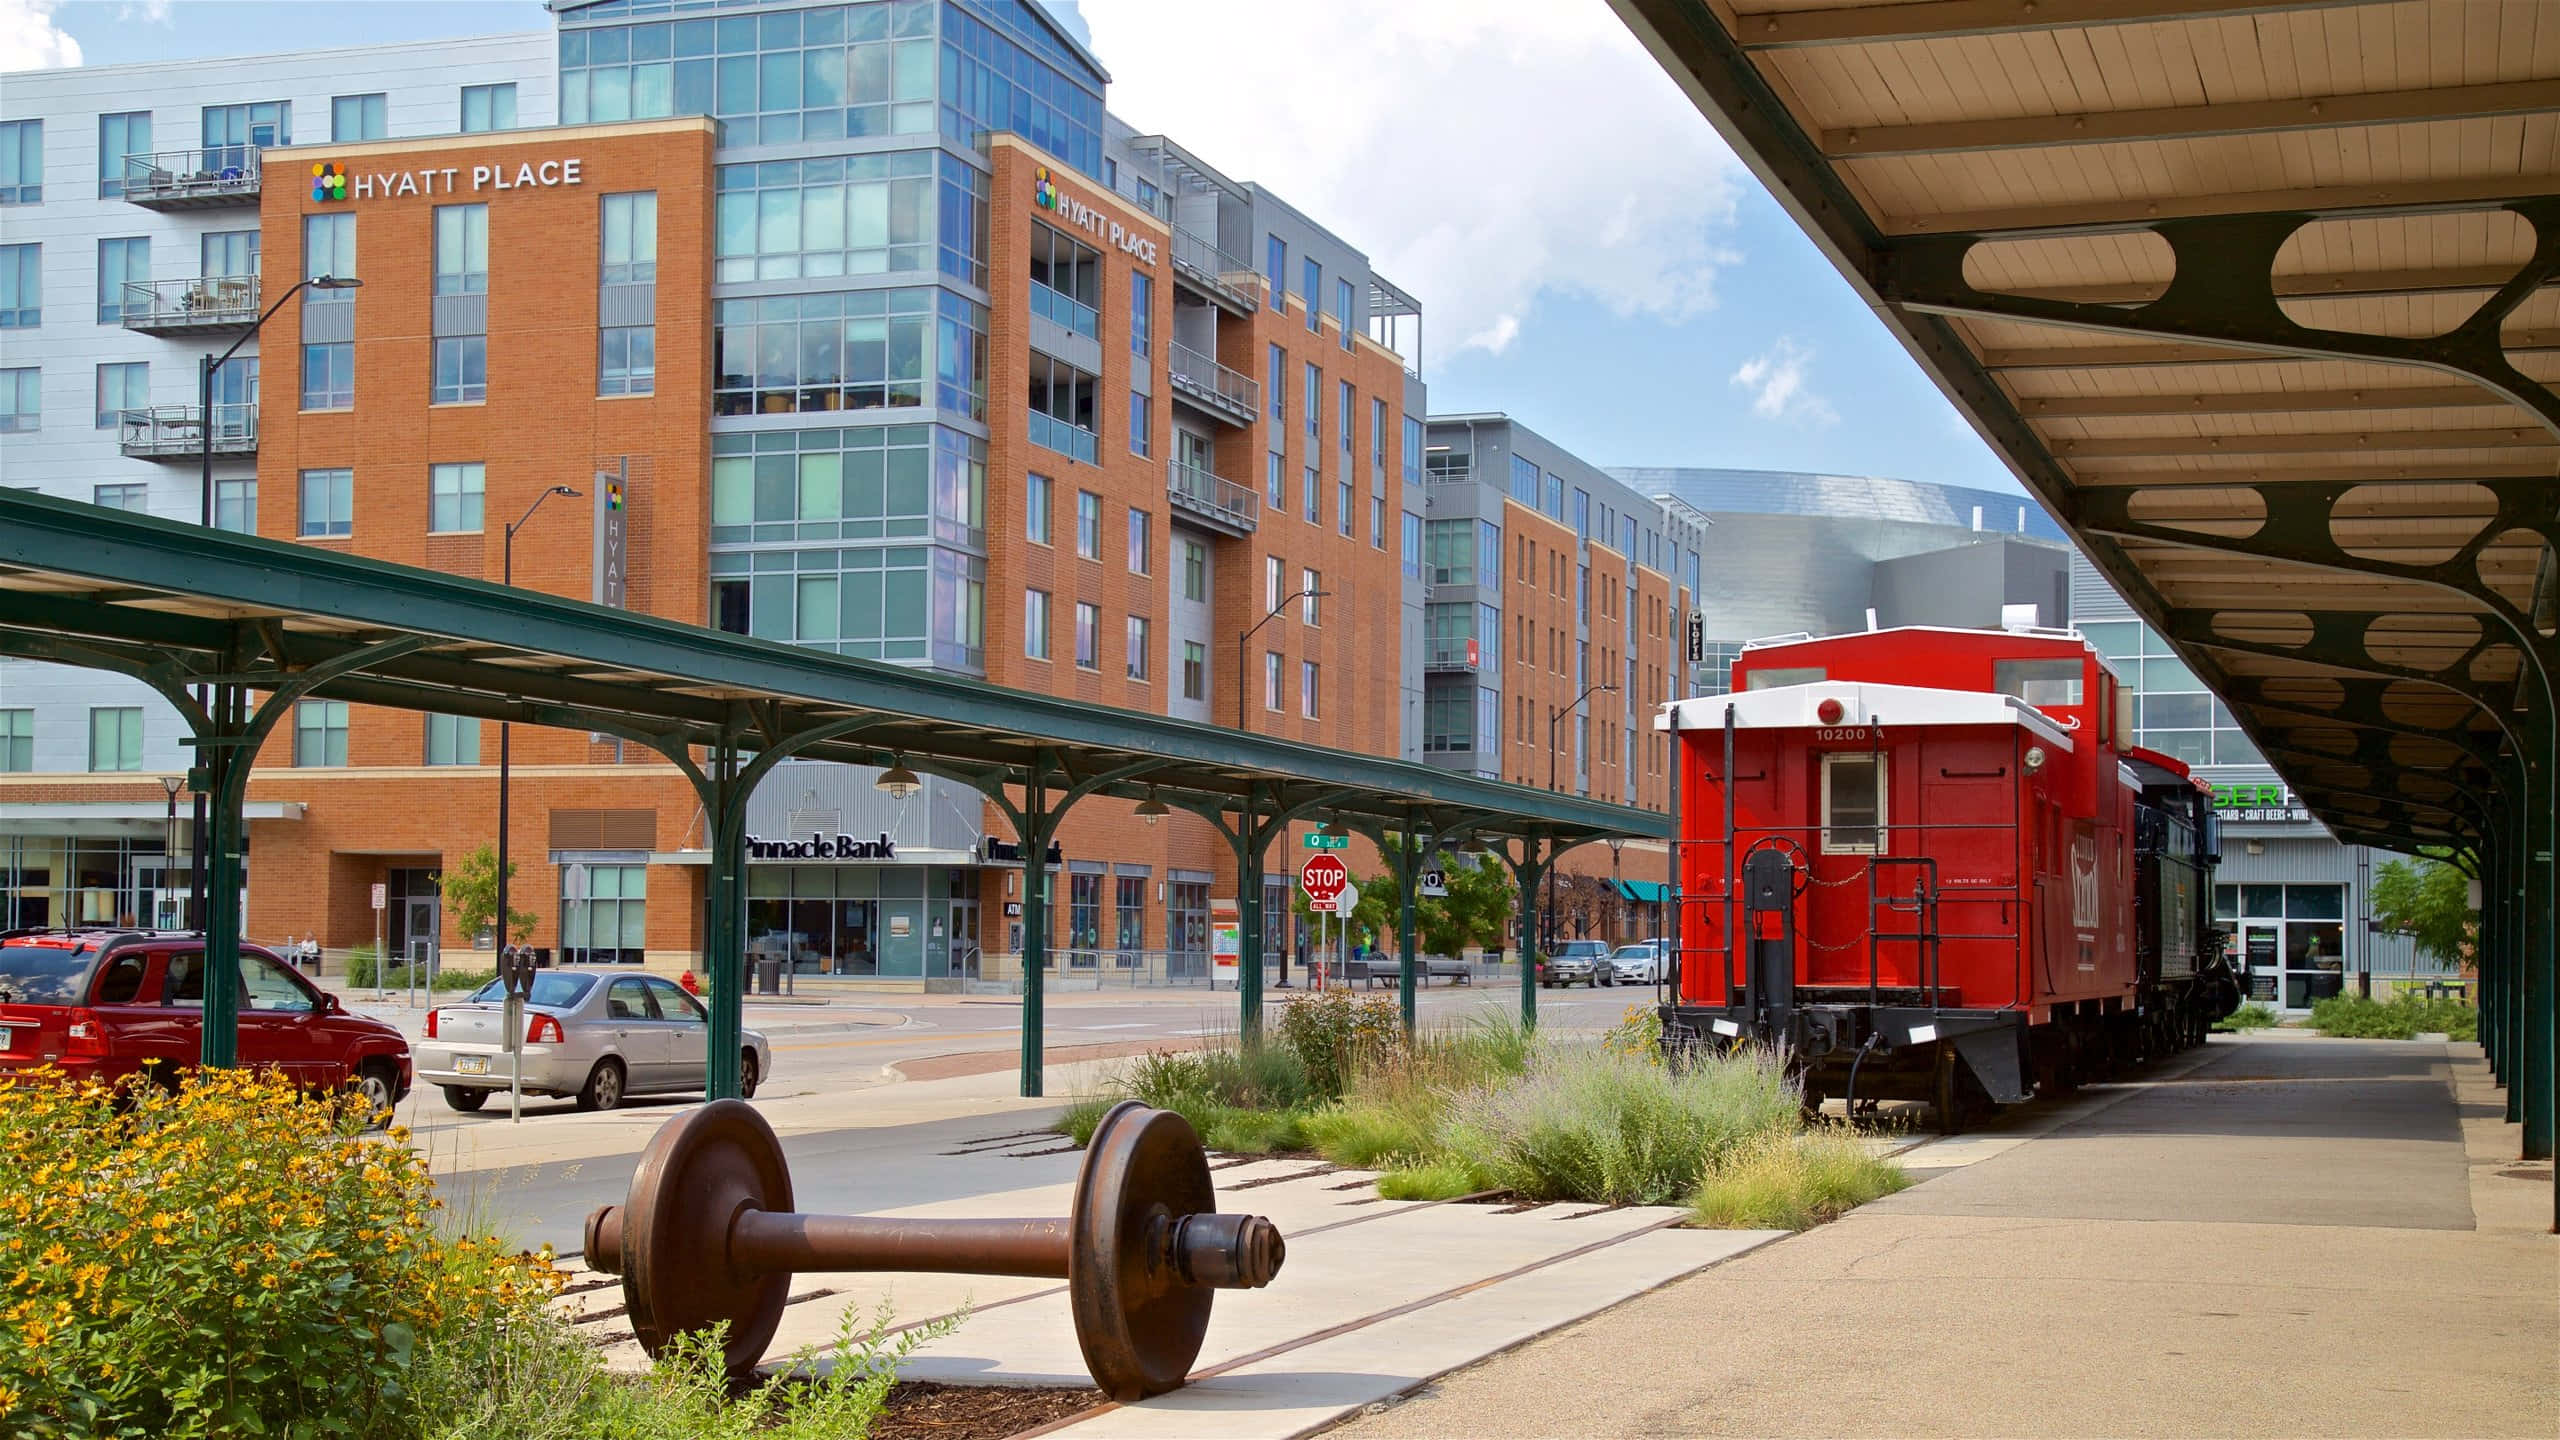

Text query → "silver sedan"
[414,970,772,1113]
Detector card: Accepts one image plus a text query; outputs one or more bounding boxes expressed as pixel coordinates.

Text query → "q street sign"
[1303,832,1349,850]
[1418,868,1448,899]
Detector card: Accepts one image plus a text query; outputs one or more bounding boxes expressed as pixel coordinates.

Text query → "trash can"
[755,956,783,995]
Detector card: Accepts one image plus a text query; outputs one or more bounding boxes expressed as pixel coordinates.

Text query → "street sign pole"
[371,882,386,1002]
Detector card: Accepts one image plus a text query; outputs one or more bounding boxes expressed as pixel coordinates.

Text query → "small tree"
[2370,857,2475,972]
[441,843,536,946]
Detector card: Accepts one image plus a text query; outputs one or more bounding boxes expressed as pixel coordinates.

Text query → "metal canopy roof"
[1613,0,2559,856]
[0,490,1659,845]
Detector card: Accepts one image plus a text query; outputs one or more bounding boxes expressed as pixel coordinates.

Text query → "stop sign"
[1299,853,1348,907]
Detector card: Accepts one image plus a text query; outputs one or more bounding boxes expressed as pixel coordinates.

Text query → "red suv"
[0,929,411,1111]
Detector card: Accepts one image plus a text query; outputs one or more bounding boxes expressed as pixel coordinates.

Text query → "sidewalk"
[1330,1032,2557,1440]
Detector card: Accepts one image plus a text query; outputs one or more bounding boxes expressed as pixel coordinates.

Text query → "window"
[1026,473,1052,543]
[331,93,387,141]
[1301,571,1321,625]
[601,191,659,284]
[89,708,142,772]
[1116,875,1145,953]
[1509,455,1539,506]
[599,326,655,395]
[1265,555,1282,613]
[298,468,352,538]
[1128,392,1151,457]
[1265,452,1283,510]
[561,865,647,966]
[1181,539,1206,602]
[1403,416,1423,487]
[430,462,485,533]
[1075,489,1100,559]
[95,363,147,429]
[1337,379,1353,457]
[304,213,356,292]
[433,204,490,295]
[1573,488,1591,542]
[1302,363,1319,440]
[432,335,486,403]
[1401,512,1423,579]
[1127,508,1151,575]
[0,709,29,772]
[0,244,35,326]
[1027,353,1098,463]
[1300,662,1320,718]
[97,112,149,198]
[213,478,256,533]
[1024,588,1051,659]
[200,101,287,172]
[1264,234,1286,313]
[97,237,149,323]
[302,343,353,409]
[1994,659,2085,708]
[1336,277,1354,350]
[1303,466,1318,524]
[1338,481,1353,536]
[1545,473,1563,520]
[1268,342,1284,426]
[1028,222,1100,337]
[0,120,40,204]
[1069,873,1102,954]
[1074,601,1098,669]
[1181,641,1205,701]
[1263,650,1282,711]
[461,83,517,133]
[1371,397,1388,470]
[1821,754,1884,854]
[1129,270,1152,357]
[1125,615,1150,681]
[1302,256,1320,331]
[712,154,940,282]
[292,701,348,767]
[92,483,145,512]
[425,713,478,766]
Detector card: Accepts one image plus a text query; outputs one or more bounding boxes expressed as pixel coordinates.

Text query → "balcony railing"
[121,274,261,334]
[1167,461,1258,536]
[1029,279,1099,341]
[1425,466,1478,486]
[122,147,263,208]
[1167,342,1258,426]
[1028,410,1099,466]
[118,404,257,460]
[1169,226,1260,314]
[1426,638,1483,672]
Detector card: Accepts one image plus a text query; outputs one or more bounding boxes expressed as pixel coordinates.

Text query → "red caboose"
[1659,627,2230,1127]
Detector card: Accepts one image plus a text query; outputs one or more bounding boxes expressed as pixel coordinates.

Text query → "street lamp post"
[493,486,583,971]
[189,273,361,932]
[1545,681,1614,952]
[1236,588,1328,989]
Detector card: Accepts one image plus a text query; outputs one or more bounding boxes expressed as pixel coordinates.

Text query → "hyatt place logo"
[311,163,349,202]
[1034,165,1057,210]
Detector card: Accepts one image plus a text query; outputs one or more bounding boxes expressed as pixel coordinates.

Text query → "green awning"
[1615,880,1670,903]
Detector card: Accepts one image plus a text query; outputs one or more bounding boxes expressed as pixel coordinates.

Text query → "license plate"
[457,1055,489,1076]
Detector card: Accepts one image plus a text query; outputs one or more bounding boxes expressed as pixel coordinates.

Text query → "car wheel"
[442,1085,489,1113]
[576,1057,626,1113]
[349,1061,399,1125]
[738,1050,761,1100]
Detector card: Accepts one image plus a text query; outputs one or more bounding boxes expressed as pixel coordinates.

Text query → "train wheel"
[1931,1043,1970,1136]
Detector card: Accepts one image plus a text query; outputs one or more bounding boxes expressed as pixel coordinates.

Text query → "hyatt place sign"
[311,157,585,201]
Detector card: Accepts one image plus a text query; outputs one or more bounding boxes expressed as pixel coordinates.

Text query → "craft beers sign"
[312,157,586,202]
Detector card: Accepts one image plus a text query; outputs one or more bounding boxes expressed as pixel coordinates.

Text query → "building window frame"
[425,713,479,766]
[297,467,353,538]
[88,707,143,773]
[1024,587,1051,660]
[293,700,349,768]
[429,462,486,534]
[460,83,518,133]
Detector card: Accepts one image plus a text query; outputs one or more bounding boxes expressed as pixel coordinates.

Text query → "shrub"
[1600,1003,1663,1063]
[1689,1127,1911,1230]
[2308,992,2478,1041]
[1440,1046,1800,1205]
[0,1067,559,1438]
[1274,990,1403,1100]
[1304,1012,1535,1172]
[1056,1096,1112,1147]
[2219,1002,2280,1031]
[1376,1160,1483,1201]
[1302,1098,1439,1170]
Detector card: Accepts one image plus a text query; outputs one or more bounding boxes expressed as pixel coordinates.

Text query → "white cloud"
[0,0,82,69]
[1077,0,1743,363]
[1730,338,1836,425]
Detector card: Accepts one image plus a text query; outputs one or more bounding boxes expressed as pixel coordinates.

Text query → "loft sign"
[747,832,897,861]
[322,157,585,201]
[1032,164,1158,266]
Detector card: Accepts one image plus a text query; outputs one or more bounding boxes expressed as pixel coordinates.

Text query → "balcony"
[1170,226,1259,315]
[1425,466,1478,487]
[118,404,256,461]
[1030,279,1099,341]
[1425,638,1483,673]
[1167,342,1259,428]
[122,147,263,209]
[121,275,260,335]
[1167,461,1258,538]
[1028,410,1099,466]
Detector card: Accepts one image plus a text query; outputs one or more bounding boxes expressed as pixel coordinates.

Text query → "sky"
[5,0,2026,495]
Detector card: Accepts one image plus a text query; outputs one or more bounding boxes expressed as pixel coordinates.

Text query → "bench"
[1339,957,1471,988]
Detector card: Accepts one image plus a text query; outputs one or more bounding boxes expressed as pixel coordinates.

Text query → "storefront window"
[561,864,647,964]
[1115,874,1145,957]
[1067,871,1102,963]
[1167,880,1208,977]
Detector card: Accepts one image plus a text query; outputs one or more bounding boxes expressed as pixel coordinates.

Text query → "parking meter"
[499,946,537,1123]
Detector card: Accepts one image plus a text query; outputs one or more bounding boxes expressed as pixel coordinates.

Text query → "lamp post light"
[160,773,183,930]
[190,273,361,931]
[493,485,582,971]
[1544,682,1614,952]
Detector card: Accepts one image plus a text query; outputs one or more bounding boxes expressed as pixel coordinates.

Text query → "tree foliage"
[2369,857,2475,971]
[1286,838,1515,956]
[441,843,537,945]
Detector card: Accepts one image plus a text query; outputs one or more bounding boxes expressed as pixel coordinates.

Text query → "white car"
[1609,943,1665,985]
[415,970,772,1113]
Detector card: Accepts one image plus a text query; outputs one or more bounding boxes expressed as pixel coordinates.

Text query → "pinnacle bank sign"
[746,832,897,861]
[315,157,586,202]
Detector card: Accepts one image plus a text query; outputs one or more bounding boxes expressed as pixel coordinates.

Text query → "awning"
[0,801,307,837]
[1613,880,1670,903]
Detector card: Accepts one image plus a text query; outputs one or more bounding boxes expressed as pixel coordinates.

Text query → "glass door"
[2240,924,2281,1003]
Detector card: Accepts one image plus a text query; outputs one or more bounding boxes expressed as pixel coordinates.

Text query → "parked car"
[0,928,411,1112]
[415,970,772,1113]
[1609,943,1665,985]
[1540,940,1615,987]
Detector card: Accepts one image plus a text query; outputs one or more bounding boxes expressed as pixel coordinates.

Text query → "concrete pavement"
[1330,1033,2557,1440]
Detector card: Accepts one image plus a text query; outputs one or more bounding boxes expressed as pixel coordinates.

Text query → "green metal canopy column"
[1497,837,1554,1031]
[700,743,748,1099]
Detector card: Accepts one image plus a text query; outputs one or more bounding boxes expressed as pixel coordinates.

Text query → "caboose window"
[1821,753,1885,854]
[1746,666,1825,690]
[1994,659,2084,708]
